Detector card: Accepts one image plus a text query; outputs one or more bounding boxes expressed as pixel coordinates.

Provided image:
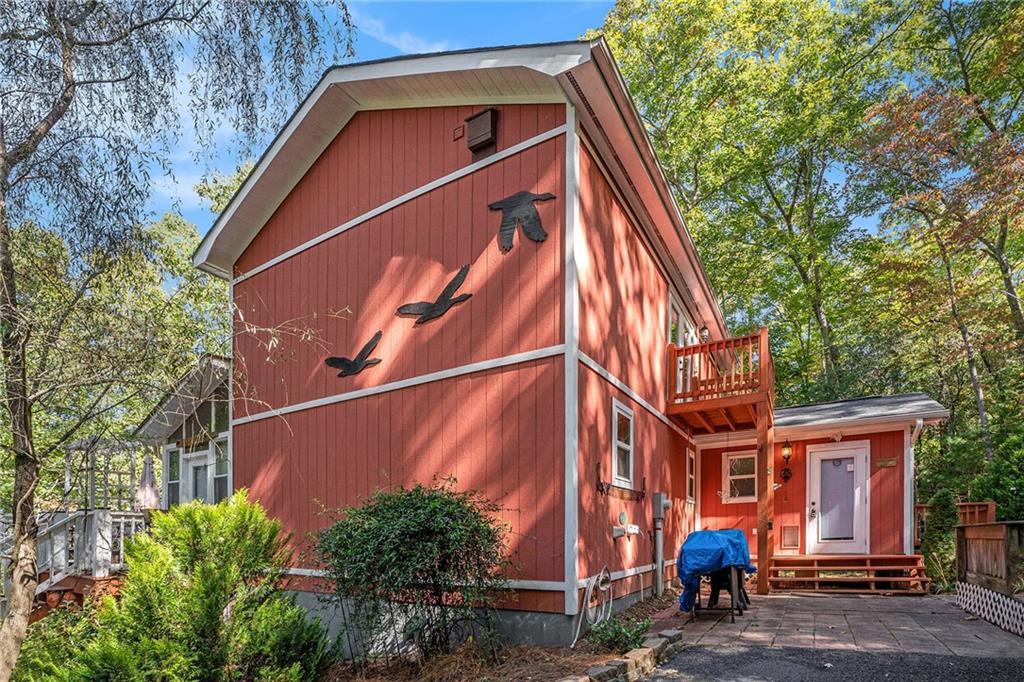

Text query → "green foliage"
[597,0,1024,509]
[586,617,652,654]
[65,635,191,682]
[226,594,336,681]
[317,479,509,660]
[13,493,334,682]
[11,605,99,682]
[921,489,959,592]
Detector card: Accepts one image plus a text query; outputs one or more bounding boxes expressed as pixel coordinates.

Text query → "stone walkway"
[646,592,1024,658]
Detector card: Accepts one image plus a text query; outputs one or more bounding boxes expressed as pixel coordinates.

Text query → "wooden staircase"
[768,555,930,594]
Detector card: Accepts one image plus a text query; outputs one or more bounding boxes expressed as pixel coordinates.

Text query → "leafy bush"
[317,479,509,660]
[587,617,652,653]
[921,489,959,592]
[13,491,336,681]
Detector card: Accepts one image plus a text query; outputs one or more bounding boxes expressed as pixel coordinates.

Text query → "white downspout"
[905,418,924,554]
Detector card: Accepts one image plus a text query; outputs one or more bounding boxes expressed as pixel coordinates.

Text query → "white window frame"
[722,450,757,504]
[163,431,232,507]
[163,445,181,509]
[611,398,634,489]
[686,449,696,502]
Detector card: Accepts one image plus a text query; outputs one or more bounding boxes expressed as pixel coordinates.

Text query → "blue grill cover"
[677,529,756,612]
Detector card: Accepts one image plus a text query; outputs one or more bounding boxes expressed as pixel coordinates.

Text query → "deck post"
[755,327,774,595]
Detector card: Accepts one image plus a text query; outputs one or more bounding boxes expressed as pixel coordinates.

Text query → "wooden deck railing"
[915,501,997,547]
[667,327,773,408]
[956,521,1024,596]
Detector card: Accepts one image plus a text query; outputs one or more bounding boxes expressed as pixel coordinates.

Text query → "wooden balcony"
[665,327,775,434]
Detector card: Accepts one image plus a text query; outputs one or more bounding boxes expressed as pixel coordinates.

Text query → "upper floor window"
[722,451,756,503]
[611,399,634,488]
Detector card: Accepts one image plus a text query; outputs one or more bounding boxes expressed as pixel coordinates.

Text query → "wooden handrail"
[666,328,771,406]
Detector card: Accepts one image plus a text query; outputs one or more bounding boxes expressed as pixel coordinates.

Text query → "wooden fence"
[956,522,1023,596]
[955,521,1024,636]
[914,501,997,547]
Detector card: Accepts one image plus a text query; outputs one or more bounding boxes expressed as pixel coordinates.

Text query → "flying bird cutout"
[396,264,473,325]
[325,330,383,377]
[488,191,556,252]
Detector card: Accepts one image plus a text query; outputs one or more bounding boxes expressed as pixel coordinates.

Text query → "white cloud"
[354,11,454,54]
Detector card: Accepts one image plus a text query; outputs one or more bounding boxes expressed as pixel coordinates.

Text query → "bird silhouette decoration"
[488,190,556,252]
[325,330,383,377]
[396,264,473,325]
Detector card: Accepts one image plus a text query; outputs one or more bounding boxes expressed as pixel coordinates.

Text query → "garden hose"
[570,565,613,648]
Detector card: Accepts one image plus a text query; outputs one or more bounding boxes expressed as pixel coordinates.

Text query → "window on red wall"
[611,399,634,489]
[722,450,756,503]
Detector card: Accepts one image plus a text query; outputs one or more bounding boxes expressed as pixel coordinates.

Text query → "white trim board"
[284,567,566,593]
[233,124,568,283]
[578,352,687,438]
[562,103,582,616]
[232,344,565,426]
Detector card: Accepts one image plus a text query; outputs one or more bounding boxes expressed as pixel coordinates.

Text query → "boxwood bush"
[317,478,509,660]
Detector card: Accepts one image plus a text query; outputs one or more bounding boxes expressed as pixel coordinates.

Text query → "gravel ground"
[648,645,1024,681]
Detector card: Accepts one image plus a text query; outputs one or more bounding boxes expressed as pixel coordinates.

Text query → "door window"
[819,456,855,541]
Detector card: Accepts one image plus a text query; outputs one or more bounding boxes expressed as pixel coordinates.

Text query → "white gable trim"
[193,42,594,278]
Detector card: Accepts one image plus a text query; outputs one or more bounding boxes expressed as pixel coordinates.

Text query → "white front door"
[807,442,869,554]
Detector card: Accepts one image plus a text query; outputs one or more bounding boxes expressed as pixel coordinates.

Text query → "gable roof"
[133,354,229,445]
[774,393,949,430]
[192,39,728,339]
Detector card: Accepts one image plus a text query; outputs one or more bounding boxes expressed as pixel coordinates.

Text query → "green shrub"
[587,617,652,653]
[226,593,336,681]
[13,491,335,682]
[317,478,509,660]
[921,489,959,592]
[65,634,191,682]
[12,604,99,682]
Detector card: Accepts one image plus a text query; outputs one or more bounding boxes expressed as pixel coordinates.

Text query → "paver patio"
[647,592,1024,658]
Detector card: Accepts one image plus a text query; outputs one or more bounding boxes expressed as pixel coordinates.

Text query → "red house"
[190,40,947,642]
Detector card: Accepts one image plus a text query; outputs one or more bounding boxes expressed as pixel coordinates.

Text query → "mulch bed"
[321,644,612,681]
[323,587,685,681]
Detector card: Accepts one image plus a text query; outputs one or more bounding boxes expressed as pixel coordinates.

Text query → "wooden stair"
[768,554,930,594]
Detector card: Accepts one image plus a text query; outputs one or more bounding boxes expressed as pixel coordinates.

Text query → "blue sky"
[153,1,614,237]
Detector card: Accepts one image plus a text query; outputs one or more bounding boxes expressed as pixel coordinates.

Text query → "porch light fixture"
[780,440,793,463]
[699,325,710,342]
[779,441,793,483]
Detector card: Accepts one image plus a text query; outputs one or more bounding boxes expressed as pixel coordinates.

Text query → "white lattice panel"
[957,581,1024,637]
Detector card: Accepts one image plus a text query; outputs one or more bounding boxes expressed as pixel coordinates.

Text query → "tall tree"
[0,3,353,676]
[596,0,911,401]
[910,0,1024,346]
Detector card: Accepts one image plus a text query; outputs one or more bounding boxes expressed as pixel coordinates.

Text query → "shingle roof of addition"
[774,393,949,429]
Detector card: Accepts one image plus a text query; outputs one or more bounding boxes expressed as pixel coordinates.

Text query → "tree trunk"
[980,219,1024,347]
[0,180,39,682]
[789,252,840,377]
[936,235,993,461]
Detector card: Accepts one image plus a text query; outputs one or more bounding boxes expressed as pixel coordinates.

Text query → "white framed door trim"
[806,440,871,554]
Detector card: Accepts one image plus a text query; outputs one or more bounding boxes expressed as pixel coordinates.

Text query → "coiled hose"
[570,565,613,648]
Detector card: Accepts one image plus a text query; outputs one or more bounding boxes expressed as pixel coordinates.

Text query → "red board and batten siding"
[236,104,567,274]
[575,143,696,592]
[699,430,907,557]
[233,136,565,415]
[231,104,568,613]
